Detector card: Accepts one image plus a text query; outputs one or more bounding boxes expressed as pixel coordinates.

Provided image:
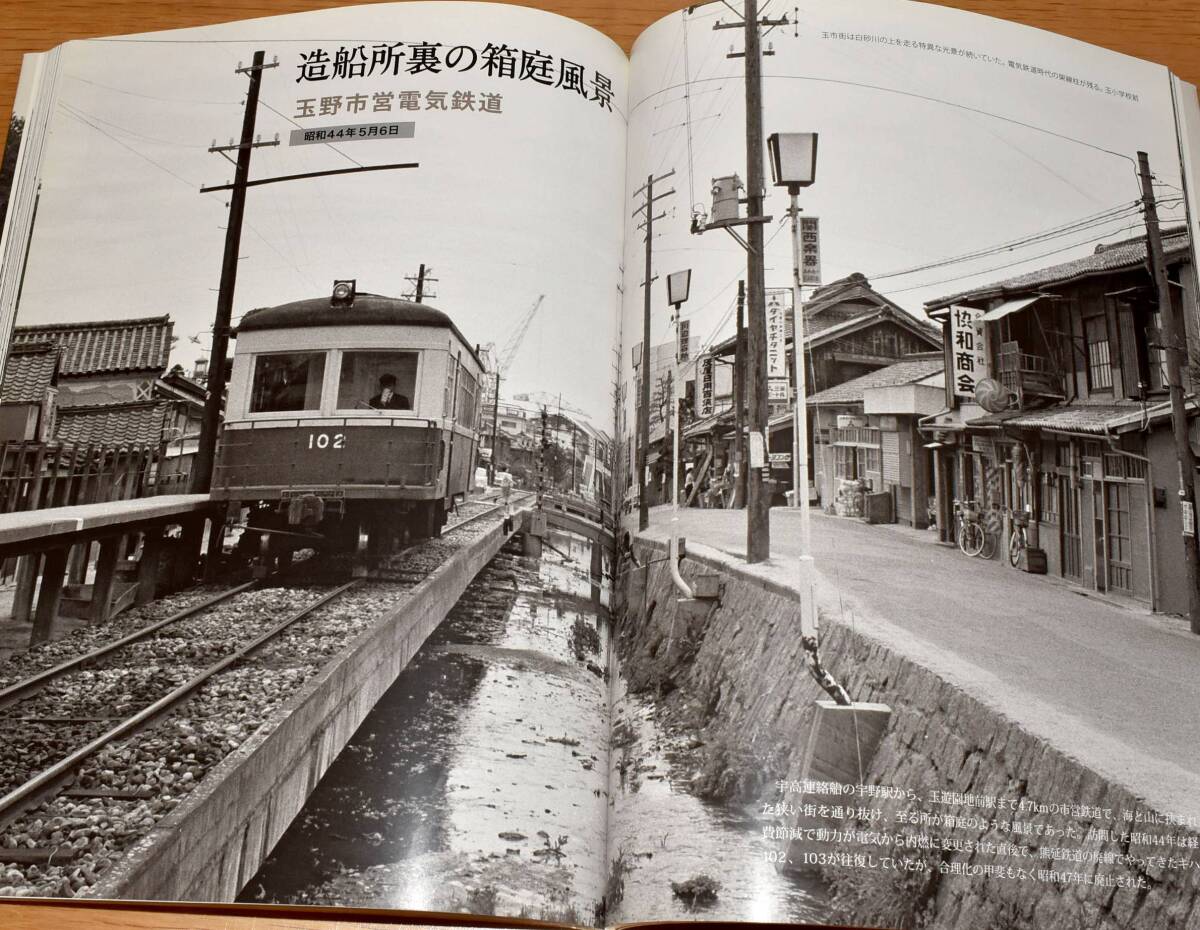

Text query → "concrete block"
[691,573,724,601]
[780,700,892,876]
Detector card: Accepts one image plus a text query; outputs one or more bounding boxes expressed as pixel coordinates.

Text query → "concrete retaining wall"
[91,513,523,903]
[616,537,1200,930]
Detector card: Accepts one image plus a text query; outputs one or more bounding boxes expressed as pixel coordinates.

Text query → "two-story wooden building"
[689,273,942,505]
[921,226,1199,614]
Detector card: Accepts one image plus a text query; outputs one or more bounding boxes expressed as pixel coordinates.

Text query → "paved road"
[640,505,1200,817]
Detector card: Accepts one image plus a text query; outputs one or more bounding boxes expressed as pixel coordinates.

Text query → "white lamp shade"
[667,270,692,307]
[768,132,818,187]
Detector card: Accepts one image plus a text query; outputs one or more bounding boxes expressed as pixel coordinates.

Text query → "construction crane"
[482,295,545,481]
[497,294,545,375]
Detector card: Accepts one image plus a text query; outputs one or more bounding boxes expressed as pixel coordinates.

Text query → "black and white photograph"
[0,0,1198,929]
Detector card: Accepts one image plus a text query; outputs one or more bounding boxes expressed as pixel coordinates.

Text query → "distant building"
[808,353,945,526]
[677,273,942,505]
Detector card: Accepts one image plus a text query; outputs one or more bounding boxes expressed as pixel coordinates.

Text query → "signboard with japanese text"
[766,288,791,408]
[766,289,790,379]
[950,305,989,398]
[289,121,414,145]
[679,320,690,362]
[700,355,714,417]
[801,216,821,286]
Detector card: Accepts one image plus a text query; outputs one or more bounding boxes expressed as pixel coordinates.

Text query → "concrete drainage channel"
[84,506,528,903]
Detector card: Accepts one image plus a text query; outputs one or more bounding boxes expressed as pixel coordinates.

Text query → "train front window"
[249,352,326,413]
[338,351,418,411]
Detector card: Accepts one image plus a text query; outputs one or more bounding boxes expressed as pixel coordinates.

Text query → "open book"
[0,2,1198,929]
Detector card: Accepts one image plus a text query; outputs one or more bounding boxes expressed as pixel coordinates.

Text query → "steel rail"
[440,491,533,536]
[0,580,259,711]
[0,580,359,831]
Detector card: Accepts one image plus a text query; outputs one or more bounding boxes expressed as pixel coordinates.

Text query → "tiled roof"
[55,401,170,446]
[927,227,1191,309]
[11,316,173,377]
[967,401,1150,435]
[709,303,939,357]
[1,339,59,404]
[807,354,944,406]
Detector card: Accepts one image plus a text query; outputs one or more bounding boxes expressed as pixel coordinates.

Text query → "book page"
[612,0,1196,927]
[0,1,629,924]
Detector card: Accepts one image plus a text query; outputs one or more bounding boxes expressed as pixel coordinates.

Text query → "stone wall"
[616,537,1200,930]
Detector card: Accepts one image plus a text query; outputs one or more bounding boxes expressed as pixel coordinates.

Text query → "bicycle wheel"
[962,522,985,557]
[1008,531,1023,568]
[979,529,997,560]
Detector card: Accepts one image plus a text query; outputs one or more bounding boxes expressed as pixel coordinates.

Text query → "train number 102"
[307,432,346,450]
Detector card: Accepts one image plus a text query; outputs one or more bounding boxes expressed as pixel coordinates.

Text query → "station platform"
[0,494,222,650]
[0,494,214,557]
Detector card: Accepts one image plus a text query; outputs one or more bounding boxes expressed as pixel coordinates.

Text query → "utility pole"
[633,169,675,531]
[192,51,277,494]
[706,0,784,560]
[1139,150,1200,631]
[489,369,500,483]
[734,280,747,508]
[192,55,419,496]
[742,0,770,562]
[404,263,438,302]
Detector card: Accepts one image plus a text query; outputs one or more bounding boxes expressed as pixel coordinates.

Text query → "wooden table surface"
[0,0,1197,928]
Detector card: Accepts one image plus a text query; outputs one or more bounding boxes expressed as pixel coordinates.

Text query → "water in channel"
[242,528,826,925]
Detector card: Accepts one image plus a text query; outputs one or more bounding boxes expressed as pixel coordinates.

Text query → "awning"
[981,295,1041,322]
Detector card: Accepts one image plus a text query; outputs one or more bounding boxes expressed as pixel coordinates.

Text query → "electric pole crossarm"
[200,161,419,194]
[632,169,675,199]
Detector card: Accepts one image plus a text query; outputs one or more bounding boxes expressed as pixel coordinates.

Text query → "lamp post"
[768,131,818,638]
[667,269,695,600]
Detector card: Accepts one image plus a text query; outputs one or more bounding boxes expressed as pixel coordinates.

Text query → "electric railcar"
[210,280,485,556]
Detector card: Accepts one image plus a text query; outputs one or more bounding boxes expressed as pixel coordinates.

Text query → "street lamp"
[668,270,694,601]
[767,133,818,192]
[768,131,819,641]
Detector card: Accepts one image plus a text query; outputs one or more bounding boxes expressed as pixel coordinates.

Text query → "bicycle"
[1008,509,1029,568]
[954,500,986,557]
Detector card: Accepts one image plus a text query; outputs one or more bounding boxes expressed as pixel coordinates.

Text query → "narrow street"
[642,505,1200,821]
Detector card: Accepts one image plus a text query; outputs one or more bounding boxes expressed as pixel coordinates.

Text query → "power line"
[885,226,1167,296]
[63,72,239,106]
[58,103,199,188]
[868,200,1143,281]
[57,101,208,149]
[256,97,363,168]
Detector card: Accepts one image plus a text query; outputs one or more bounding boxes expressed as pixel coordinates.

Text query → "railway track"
[0,492,530,895]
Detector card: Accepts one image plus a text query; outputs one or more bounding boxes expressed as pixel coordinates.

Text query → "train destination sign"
[290,121,416,145]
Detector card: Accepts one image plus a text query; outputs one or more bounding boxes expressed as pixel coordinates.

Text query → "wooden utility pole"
[1139,150,1200,630]
[733,280,747,508]
[192,55,418,495]
[405,263,438,302]
[743,0,770,562]
[490,369,500,482]
[192,51,274,495]
[633,170,675,531]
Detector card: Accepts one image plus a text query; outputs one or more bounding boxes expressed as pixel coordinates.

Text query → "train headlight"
[331,279,357,307]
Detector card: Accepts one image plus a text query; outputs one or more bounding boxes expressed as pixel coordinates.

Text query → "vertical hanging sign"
[800,216,821,285]
[950,305,989,398]
[700,354,714,417]
[766,288,791,402]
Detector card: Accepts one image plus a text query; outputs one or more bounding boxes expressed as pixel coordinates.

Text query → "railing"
[0,441,165,514]
[998,342,1064,405]
[833,426,882,446]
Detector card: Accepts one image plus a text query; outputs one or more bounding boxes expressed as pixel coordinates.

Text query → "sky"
[9,1,629,426]
[620,0,1195,414]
